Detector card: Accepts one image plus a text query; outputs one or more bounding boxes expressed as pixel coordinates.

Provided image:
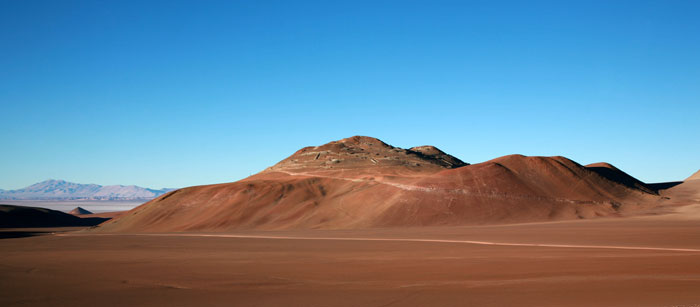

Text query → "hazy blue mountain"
[0,179,173,200]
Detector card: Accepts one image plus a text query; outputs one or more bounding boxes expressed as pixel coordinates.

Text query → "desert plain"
[2,206,700,307]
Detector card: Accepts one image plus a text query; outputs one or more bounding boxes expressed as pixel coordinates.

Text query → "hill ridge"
[266,135,467,174]
[93,136,663,232]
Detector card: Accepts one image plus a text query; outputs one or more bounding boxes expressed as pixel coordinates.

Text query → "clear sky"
[1,0,699,190]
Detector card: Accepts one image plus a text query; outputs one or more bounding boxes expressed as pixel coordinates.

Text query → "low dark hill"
[0,205,108,228]
[93,137,662,233]
[69,207,93,215]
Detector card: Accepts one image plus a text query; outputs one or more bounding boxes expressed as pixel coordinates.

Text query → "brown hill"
[658,169,700,205]
[93,136,663,232]
[68,207,93,215]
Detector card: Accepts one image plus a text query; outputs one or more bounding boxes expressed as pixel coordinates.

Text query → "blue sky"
[1,0,699,189]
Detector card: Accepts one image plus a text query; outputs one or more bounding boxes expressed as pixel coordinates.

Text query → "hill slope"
[659,169,700,205]
[94,136,661,232]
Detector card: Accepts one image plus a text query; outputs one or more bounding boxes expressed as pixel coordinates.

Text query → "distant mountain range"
[0,179,174,200]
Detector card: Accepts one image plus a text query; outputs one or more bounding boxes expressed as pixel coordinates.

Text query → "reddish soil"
[2,206,700,307]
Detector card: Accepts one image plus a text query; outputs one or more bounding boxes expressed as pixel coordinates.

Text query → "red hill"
[94,136,662,232]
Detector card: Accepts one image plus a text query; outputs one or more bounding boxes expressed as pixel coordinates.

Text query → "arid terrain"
[1,136,699,306]
[4,0,698,304]
[2,205,700,307]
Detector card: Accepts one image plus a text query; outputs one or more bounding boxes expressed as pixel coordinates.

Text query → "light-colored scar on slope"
[270,170,632,204]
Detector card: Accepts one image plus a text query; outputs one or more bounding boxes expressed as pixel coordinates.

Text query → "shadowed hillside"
[0,205,108,228]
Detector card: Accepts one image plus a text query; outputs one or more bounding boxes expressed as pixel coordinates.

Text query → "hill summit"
[266,136,467,174]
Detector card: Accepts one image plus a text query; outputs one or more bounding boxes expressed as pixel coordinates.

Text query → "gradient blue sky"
[1,0,699,189]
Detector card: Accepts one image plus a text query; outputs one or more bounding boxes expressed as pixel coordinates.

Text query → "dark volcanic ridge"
[89,136,697,233]
[0,204,108,228]
[687,170,700,181]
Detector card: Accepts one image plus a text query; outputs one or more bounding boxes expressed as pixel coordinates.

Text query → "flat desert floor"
[2,205,700,307]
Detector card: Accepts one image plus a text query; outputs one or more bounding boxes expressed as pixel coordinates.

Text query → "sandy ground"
[2,206,700,306]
